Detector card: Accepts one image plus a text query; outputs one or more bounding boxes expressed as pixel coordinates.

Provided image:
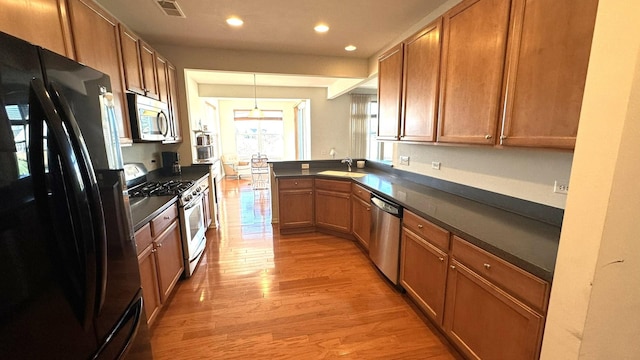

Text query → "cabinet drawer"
[134,223,153,255]
[279,178,313,190]
[315,178,351,192]
[352,183,371,202]
[452,236,550,312]
[151,204,178,237]
[403,210,450,252]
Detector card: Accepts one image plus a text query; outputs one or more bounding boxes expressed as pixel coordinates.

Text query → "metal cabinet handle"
[309,192,313,195]
[439,257,444,262]
[500,135,507,140]
[483,263,491,269]
[294,181,298,185]
[417,224,424,229]
[485,134,492,139]
[163,216,170,220]
[151,248,157,253]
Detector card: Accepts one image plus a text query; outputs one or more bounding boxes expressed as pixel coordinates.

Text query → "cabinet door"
[137,244,161,325]
[351,196,371,250]
[401,19,442,142]
[119,25,145,95]
[0,0,74,58]
[377,44,403,140]
[154,220,184,303]
[400,229,448,325]
[67,0,132,145]
[315,189,351,233]
[155,54,169,104]
[437,0,511,145]
[166,62,182,142]
[278,189,314,229]
[444,260,544,360]
[139,40,159,100]
[500,0,598,149]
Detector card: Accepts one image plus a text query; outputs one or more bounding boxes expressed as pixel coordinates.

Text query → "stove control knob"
[184,195,192,202]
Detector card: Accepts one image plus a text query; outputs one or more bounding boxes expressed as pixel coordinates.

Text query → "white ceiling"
[94,0,447,89]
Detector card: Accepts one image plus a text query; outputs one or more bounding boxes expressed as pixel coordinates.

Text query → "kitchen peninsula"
[272,160,561,359]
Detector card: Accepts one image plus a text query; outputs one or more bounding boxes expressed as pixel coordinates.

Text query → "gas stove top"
[129,180,195,198]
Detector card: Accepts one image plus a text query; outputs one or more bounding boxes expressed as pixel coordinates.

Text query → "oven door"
[180,194,206,277]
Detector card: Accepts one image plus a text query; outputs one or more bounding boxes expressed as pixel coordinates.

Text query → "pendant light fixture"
[248,73,263,118]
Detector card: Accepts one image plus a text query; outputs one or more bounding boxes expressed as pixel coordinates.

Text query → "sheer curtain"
[350,94,375,158]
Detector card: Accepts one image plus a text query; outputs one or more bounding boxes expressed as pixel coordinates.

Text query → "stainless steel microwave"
[127,93,170,142]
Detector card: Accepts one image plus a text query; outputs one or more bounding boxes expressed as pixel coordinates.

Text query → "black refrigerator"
[0,32,152,359]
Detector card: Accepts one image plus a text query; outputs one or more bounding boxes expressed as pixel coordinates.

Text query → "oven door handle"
[184,194,204,211]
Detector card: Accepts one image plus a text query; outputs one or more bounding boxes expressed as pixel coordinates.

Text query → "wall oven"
[127,93,169,142]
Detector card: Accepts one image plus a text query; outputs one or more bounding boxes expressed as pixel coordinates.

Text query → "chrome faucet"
[341,157,353,172]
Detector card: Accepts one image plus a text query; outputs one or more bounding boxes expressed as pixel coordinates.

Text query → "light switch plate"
[301,163,310,169]
[399,156,410,165]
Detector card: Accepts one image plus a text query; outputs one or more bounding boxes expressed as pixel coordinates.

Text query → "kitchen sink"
[317,170,367,178]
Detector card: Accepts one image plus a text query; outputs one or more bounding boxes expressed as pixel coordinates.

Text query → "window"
[5,104,31,177]
[234,110,284,160]
[366,101,393,163]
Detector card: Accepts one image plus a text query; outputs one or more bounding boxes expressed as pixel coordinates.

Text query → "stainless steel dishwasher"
[370,194,403,285]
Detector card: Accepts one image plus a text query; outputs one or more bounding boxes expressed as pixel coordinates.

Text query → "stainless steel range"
[125,163,208,278]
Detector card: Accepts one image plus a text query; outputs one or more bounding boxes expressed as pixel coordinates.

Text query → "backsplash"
[121,143,165,170]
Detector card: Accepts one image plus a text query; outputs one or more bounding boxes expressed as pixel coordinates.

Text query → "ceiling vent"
[155,0,185,18]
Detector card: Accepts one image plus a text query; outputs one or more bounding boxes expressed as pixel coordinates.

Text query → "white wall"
[394,144,573,209]
[541,0,640,358]
[121,142,167,170]
[198,84,351,160]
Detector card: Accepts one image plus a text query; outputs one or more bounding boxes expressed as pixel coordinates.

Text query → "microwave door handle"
[49,82,108,316]
[29,78,97,329]
[158,110,169,137]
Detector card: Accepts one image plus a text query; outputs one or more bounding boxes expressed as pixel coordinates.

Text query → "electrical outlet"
[399,156,410,165]
[301,163,309,169]
[431,161,441,170]
[554,181,569,194]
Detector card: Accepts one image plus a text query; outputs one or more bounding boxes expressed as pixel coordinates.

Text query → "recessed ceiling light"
[345,45,357,52]
[226,17,244,26]
[314,24,329,33]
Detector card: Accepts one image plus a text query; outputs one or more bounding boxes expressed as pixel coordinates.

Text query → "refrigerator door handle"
[29,78,99,329]
[48,82,109,316]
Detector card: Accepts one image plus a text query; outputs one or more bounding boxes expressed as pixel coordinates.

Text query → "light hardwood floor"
[149,178,462,359]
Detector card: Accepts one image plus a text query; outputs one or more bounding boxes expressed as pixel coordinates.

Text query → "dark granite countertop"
[273,166,560,282]
[130,195,178,231]
[129,165,210,231]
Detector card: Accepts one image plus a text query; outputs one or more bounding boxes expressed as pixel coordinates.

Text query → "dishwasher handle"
[371,195,402,217]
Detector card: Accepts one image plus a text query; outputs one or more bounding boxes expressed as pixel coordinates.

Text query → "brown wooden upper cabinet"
[437,0,511,145]
[401,19,442,142]
[139,40,160,100]
[0,0,74,59]
[119,25,160,100]
[377,44,404,140]
[499,0,598,149]
[66,0,133,145]
[165,62,182,143]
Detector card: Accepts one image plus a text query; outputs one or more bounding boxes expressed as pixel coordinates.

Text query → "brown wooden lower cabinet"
[351,195,371,249]
[400,228,449,326]
[278,178,314,231]
[135,204,184,325]
[315,178,352,233]
[444,260,545,360]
